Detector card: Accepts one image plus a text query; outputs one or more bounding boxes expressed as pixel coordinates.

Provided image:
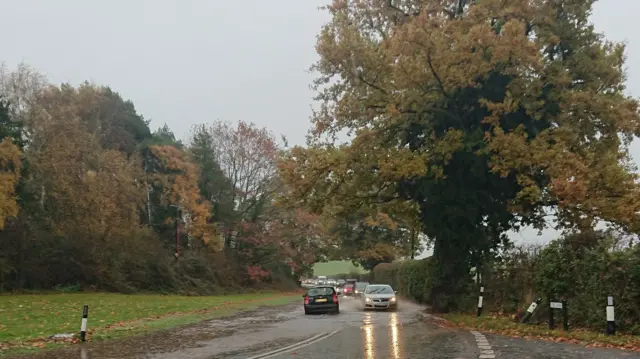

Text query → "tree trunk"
[429,233,472,313]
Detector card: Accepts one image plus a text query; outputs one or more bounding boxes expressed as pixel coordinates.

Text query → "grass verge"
[0,291,300,356]
[436,313,640,352]
[312,261,367,276]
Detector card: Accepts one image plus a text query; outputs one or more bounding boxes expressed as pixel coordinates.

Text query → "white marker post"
[520,298,541,324]
[80,305,89,342]
[606,296,615,335]
[477,286,484,317]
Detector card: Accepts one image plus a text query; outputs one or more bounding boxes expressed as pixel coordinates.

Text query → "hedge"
[371,258,433,303]
[371,231,640,333]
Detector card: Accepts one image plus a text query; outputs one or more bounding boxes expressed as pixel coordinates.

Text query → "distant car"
[361,284,398,311]
[341,282,355,296]
[303,286,340,314]
[337,279,346,286]
[353,282,370,298]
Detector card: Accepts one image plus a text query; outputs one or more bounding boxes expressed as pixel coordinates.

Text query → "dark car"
[303,286,340,314]
[353,281,370,298]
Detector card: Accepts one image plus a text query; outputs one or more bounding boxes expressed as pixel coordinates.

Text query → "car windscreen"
[307,287,335,296]
[355,282,369,289]
[365,286,394,294]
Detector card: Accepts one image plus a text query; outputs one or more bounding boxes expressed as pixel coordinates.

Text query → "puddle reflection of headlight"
[390,312,400,359]
[364,324,374,359]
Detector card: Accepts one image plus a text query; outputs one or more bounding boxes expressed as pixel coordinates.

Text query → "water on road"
[14,296,640,359]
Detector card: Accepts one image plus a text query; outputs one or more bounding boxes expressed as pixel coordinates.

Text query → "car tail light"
[332,294,338,303]
[304,295,309,305]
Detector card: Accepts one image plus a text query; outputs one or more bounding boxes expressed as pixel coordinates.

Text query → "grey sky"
[1,0,638,249]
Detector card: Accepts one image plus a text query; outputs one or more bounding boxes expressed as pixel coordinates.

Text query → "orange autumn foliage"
[149,145,221,250]
[0,137,22,229]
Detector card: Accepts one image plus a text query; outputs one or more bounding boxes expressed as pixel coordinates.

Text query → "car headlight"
[390,296,396,302]
[355,290,359,294]
[365,297,372,302]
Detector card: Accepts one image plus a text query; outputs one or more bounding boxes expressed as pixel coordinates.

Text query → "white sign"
[550,302,563,309]
[526,302,538,313]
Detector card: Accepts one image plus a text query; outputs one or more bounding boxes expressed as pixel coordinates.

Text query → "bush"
[371,258,433,303]
[372,231,640,333]
[481,232,640,333]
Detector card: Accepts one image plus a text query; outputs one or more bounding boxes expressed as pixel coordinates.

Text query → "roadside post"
[477,285,484,317]
[606,295,616,335]
[562,300,569,331]
[80,304,89,342]
[548,299,569,331]
[520,297,541,324]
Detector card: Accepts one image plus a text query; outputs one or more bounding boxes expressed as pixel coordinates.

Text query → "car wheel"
[335,305,340,314]
[304,308,310,315]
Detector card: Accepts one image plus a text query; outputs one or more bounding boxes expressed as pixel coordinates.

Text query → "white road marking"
[471,331,495,358]
[244,330,339,359]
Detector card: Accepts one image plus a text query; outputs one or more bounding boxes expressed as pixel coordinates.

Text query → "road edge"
[419,312,494,359]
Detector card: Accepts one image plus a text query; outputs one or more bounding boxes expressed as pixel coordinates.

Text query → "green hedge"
[371,232,640,334]
[481,233,640,333]
[371,258,433,303]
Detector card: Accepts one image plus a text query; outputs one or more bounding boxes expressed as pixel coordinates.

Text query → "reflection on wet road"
[258,301,477,359]
[362,311,401,359]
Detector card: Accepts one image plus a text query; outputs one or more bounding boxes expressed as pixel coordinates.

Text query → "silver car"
[360,284,398,310]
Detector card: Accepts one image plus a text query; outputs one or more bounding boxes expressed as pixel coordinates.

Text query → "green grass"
[439,313,640,352]
[313,260,367,277]
[0,291,299,355]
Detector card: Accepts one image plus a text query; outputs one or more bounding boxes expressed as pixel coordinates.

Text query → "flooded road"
[14,296,640,359]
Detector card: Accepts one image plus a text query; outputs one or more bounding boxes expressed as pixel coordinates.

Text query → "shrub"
[372,258,433,303]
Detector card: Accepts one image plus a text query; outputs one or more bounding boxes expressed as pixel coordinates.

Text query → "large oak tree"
[280,0,640,310]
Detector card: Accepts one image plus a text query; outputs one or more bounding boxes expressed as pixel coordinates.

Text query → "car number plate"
[316,298,327,302]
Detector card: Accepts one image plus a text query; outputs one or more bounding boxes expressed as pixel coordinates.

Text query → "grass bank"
[312,261,367,276]
[0,291,300,356]
[436,313,640,353]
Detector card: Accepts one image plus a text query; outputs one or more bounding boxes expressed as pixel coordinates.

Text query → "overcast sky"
[1,0,638,250]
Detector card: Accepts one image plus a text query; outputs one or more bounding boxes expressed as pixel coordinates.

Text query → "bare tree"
[192,120,280,219]
[0,62,48,121]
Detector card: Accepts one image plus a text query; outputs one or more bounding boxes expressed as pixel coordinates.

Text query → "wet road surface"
[13,296,640,359]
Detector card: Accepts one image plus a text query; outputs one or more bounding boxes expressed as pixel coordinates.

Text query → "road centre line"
[245,330,340,359]
[470,330,495,359]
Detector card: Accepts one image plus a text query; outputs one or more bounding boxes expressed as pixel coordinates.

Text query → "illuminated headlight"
[390,297,396,302]
[365,297,372,302]
[355,290,359,294]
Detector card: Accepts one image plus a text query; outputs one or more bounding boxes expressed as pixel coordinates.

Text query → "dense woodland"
[0,63,420,293]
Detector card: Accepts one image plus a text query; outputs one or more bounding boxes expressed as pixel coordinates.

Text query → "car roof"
[366,284,392,288]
